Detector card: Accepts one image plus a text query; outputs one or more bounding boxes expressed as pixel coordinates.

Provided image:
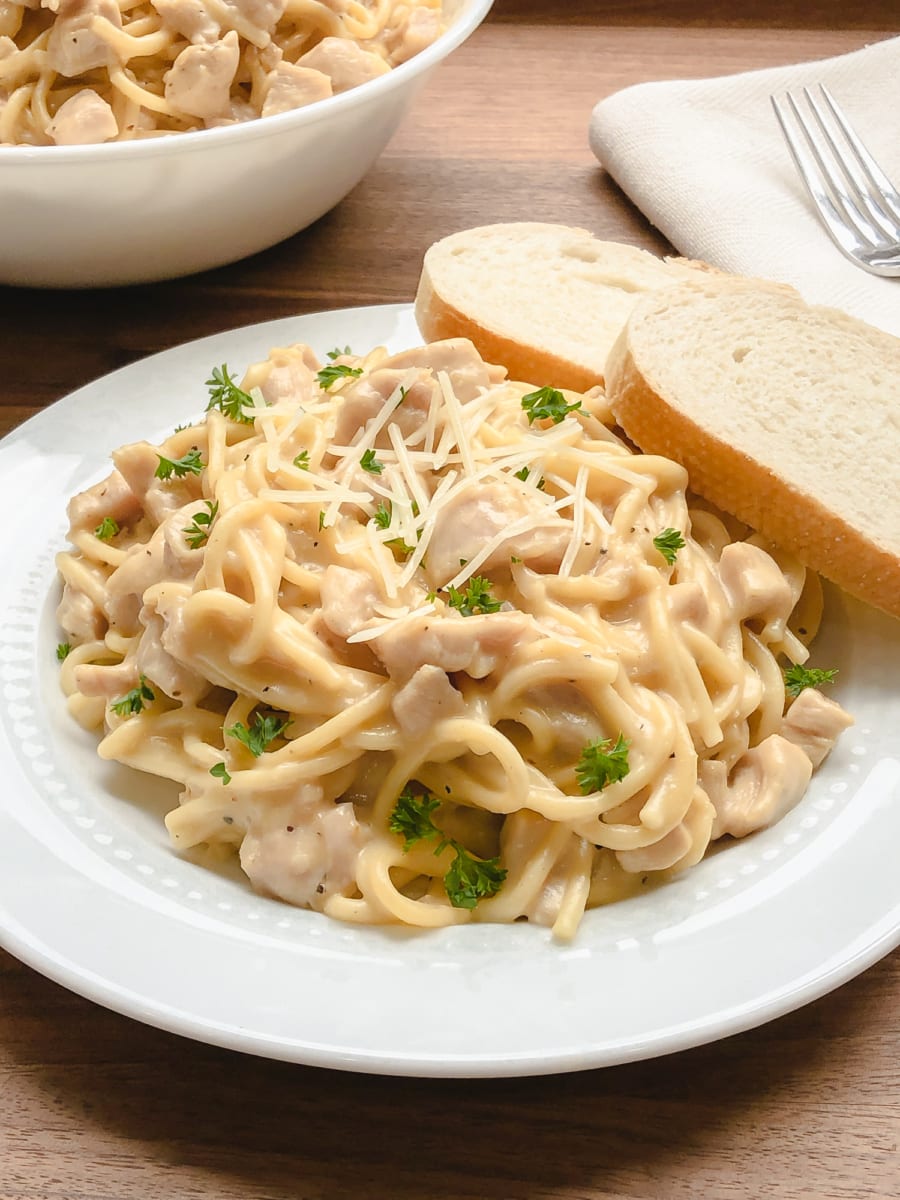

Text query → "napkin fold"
[589,36,900,337]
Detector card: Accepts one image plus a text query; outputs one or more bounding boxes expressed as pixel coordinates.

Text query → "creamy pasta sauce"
[0,0,443,145]
[55,338,852,938]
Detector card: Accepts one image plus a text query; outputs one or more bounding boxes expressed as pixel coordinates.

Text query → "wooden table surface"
[2,3,899,1198]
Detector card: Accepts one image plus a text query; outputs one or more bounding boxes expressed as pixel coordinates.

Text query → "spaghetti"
[0,0,443,145]
[55,338,853,938]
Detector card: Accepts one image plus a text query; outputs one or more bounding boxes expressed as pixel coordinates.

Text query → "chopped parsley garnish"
[653,527,686,565]
[446,576,501,617]
[292,450,310,470]
[388,787,506,910]
[359,448,384,475]
[784,664,839,698]
[520,386,582,425]
[326,345,352,360]
[575,733,631,794]
[318,510,326,531]
[317,363,363,390]
[94,516,119,541]
[56,642,71,661]
[224,711,289,757]
[209,761,231,785]
[389,788,441,850]
[373,502,392,529]
[205,364,255,424]
[183,499,218,549]
[513,465,545,489]
[155,448,204,480]
[396,385,409,406]
[110,675,155,717]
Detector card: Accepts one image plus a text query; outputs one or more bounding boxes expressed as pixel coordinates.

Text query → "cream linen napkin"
[588,36,900,337]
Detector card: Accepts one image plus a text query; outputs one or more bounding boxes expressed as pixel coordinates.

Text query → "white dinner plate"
[1,303,898,1078]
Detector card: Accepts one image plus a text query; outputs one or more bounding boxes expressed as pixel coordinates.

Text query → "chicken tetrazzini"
[55,338,852,938]
[1,0,442,145]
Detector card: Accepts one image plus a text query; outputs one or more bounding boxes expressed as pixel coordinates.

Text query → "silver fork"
[771,84,900,277]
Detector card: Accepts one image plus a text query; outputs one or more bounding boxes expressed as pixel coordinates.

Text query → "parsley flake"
[360,448,384,475]
[373,502,392,529]
[206,364,255,424]
[155,448,204,480]
[446,576,501,617]
[292,450,310,470]
[110,675,155,717]
[326,345,352,360]
[784,664,838,698]
[653,528,686,565]
[183,499,219,549]
[388,787,506,910]
[317,363,363,390]
[575,733,631,794]
[94,516,119,541]
[225,711,289,757]
[389,788,441,851]
[210,761,231,785]
[56,642,72,661]
[521,386,582,425]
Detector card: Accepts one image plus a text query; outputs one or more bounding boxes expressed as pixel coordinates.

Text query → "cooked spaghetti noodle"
[1,0,443,145]
[55,337,852,938]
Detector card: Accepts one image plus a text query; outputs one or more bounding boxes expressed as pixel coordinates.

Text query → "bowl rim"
[0,0,494,162]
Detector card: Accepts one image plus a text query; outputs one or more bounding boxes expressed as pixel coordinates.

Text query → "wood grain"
[2,5,899,1198]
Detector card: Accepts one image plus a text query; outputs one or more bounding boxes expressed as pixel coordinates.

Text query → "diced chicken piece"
[104,521,167,634]
[57,582,106,641]
[331,368,436,448]
[261,63,332,117]
[391,664,465,737]
[112,441,203,525]
[73,659,137,701]
[375,610,537,681]
[47,89,117,145]
[666,580,712,628]
[164,31,240,121]
[381,339,505,402]
[240,797,369,908]
[244,343,321,406]
[425,478,571,588]
[704,734,813,841]
[385,5,442,65]
[135,605,209,703]
[67,468,142,537]
[218,0,285,42]
[46,0,122,76]
[319,565,380,639]
[153,0,220,43]
[781,687,854,768]
[297,36,389,93]
[718,541,795,634]
[616,822,693,873]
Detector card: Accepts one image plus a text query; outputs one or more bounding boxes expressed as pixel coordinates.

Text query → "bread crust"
[414,270,604,392]
[605,329,900,620]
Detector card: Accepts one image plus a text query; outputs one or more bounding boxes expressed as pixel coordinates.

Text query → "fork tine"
[804,84,900,239]
[770,92,872,255]
[816,84,900,225]
[771,86,900,276]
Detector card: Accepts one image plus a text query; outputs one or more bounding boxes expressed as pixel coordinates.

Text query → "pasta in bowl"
[54,337,852,940]
[0,0,492,285]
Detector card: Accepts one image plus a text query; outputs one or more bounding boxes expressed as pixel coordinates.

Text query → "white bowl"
[0,0,492,289]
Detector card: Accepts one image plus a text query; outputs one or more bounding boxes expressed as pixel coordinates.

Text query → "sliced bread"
[604,279,900,619]
[414,222,715,390]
